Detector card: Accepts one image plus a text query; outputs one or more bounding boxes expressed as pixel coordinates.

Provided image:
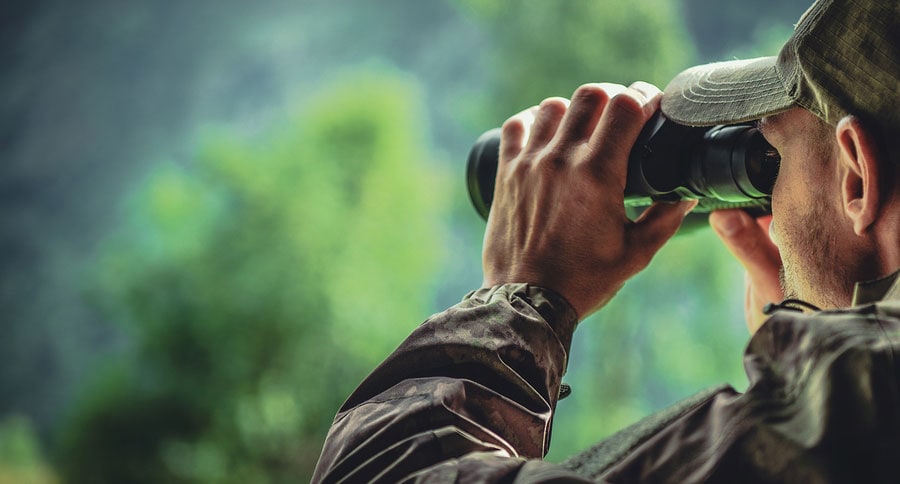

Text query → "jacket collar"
[852,269,900,305]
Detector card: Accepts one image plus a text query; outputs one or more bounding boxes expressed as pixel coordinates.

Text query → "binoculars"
[466,111,781,221]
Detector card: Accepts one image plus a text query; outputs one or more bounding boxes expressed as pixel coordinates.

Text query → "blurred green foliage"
[681,0,811,60]
[61,71,447,483]
[455,0,693,121]
[0,416,57,484]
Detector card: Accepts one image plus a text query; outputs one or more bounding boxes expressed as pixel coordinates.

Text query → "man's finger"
[555,83,619,144]
[524,97,569,153]
[709,210,781,275]
[587,87,660,183]
[627,81,662,105]
[711,210,783,334]
[500,106,538,163]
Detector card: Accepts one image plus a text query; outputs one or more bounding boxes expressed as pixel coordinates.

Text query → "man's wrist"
[466,283,579,352]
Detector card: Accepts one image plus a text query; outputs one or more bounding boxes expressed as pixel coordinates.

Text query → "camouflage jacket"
[312,277,900,483]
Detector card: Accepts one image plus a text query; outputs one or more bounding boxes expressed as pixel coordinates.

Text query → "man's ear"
[836,115,882,236]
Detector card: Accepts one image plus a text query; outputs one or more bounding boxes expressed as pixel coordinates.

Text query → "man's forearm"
[311,284,578,482]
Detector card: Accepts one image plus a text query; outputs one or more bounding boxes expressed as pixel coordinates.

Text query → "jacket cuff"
[465,283,579,354]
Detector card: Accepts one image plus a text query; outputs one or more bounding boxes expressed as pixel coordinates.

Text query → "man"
[313,0,900,481]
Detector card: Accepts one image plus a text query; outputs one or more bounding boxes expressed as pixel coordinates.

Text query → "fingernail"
[683,200,699,214]
[716,212,747,236]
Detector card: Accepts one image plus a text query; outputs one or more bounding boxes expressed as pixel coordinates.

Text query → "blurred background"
[1,0,813,482]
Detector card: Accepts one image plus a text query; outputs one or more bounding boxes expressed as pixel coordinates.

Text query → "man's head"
[760,107,887,308]
[662,0,900,308]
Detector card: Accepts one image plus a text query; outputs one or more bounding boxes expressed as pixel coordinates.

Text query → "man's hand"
[709,210,784,334]
[482,82,696,321]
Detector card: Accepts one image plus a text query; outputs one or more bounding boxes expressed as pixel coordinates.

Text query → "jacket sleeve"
[310,283,583,483]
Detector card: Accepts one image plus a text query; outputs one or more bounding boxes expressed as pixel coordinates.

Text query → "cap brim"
[661,56,795,127]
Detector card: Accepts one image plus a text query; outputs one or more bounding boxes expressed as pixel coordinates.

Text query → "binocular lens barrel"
[466,111,780,220]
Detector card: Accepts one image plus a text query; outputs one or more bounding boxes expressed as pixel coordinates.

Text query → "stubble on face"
[769,110,853,308]
[777,195,851,308]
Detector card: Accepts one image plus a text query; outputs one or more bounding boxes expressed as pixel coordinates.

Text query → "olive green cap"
[662,0,900,131]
